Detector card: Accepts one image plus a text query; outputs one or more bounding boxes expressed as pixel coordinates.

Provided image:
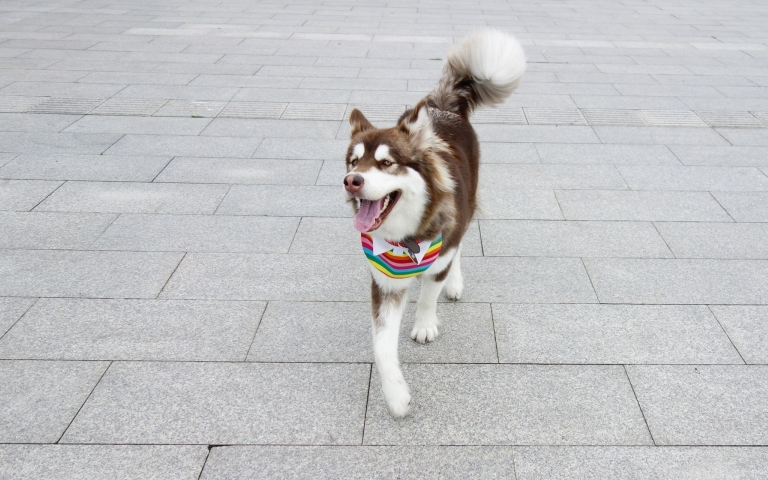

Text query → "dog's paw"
[381,374,411,418]
[444,281,463,301]
[410,322,439,344]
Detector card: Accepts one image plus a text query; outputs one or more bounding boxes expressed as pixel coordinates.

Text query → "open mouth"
[354,190,401,233]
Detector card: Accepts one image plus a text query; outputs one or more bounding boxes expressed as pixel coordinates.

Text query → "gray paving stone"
[364,364,651,445]
[0,249,183,298]
[477,187,564,220]
[0,132,122,155]
[494,304,742,364]
[0,154,16,169]
[92,214,299,253]
[161,253,367,301]
[114,85,239,101]
[535,144,680,165]
[716,129,768,147]
[61,362,369,444]
[233,87,352,104]
[248,301,496,363]
[0,299,265,361]
[514,446,768,480]
[669,146,768,167]
[0,180,61,211]
[0,445,208,480]
[155,157,322,185]
[0,360,108,442]
[216,185,349,217]
[252,138,348,160]
[0,112,79,132]
[480,220,672,258]
[479,143,540,163]
[0,211,115,249]
[36,181,229,214]
[456,256,597,303]
[105,134,262,158]
[200,446,517,480]
[627,365,768,445]
[0,154,171,182]
[710,306,768,365]
[481,164,628,190]
[655,222,768,259]
[0,81,123,98]
[618,166,768,191]
[711,192,768,222]
[584,258,768,304]
[593,127,731,145]
[62,115,212,135]
[473,125,601,143]
[556,190,732,221]
[201,118,341,138]
[0,297,35,337]
[571,95,690,110]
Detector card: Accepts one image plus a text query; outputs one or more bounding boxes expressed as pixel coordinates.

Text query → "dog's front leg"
[371,279,411,418]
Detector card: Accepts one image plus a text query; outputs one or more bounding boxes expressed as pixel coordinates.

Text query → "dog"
[343,30,526,418]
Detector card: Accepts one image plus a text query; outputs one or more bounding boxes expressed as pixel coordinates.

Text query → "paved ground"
[0,0,767,478]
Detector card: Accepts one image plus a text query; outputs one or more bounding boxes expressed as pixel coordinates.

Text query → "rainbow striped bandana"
[361,232,442,279]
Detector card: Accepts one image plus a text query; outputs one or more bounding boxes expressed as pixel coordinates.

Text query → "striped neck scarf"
[361,232,442,279]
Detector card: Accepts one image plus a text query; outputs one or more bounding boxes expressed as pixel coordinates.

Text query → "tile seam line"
[155,252,187,299]
[623,364,656,446]
[243,302,270,361]
[0,297,39,342]
[707,305,748,365]
[580,257,602,304]
[83,212,122,250]
[197,446,212,480]
[56,360,113,444]
[361,363,372,446]
[28,180,66,212]
[650,221,677,259]
[10,442,768,448]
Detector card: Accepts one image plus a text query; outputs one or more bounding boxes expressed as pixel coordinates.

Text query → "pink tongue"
[354,199,383,232]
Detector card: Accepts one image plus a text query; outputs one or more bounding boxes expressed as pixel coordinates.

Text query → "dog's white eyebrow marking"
[351,143,365,160]
[374,144,390,161]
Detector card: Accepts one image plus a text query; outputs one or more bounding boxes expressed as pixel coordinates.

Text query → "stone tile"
[0,299,265,361]
[584,258,768,304]
[481,164,628,190]
[0,298,35,337]
[716,129,768,147]
[473,125,601,143]
[252,138,348,160]
[61,115,212,135]
[571,95,690,110]
[216,185,349,217]
[0,250,183,298]
[710,306,768,365]
[457,257,597,303]
[0,112,79,132]
[669,146,768,167]
[0,445,208,480]
[202,118,341,139]
[61,362,369,445]
[494,304,742,364]
[536,144,680,165]
[627,365,768,445]
[0,154,171,182]
[711,192,768,222]
[655,222,768,259]
[364,364,651,445]
[36,182,229,214]
[0,180,61,211]
[154,157,322,185]
[0,360,109,443]
[161,253,368,301]
[0,154,16,169]
[113,85,239,101]
[233,88,351,104]
[557,190,732,221]
[477,187,564,220]
[0,81,123,98]
[514,446,768,480]
[92,214,299,253]
[479,142,540,163]
[593,127,731,146]
[248,301,497,364]
[105,135,262,158]
[201,446,517,479]
[0,212,115,249]
[618,166,768,191]
[0,133,122,155]
[480,220,672,258]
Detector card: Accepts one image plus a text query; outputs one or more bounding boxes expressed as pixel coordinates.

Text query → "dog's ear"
[349,109,374,137]
[399,99,430,135]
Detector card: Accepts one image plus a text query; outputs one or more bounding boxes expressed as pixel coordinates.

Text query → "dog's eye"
[381,160,392,167]
[350,159,358,166]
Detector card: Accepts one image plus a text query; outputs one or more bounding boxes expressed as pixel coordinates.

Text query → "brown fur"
[371,281,406,330]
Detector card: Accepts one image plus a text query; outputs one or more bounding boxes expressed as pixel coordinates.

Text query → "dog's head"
[343,101,455,241]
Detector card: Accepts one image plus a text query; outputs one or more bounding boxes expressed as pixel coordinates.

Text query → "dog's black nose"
[344,174,364,193]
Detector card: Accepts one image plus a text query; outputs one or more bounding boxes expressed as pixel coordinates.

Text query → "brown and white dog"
[343,30,526,417]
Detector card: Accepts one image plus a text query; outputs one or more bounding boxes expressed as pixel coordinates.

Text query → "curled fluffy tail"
[428,29,526,118]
